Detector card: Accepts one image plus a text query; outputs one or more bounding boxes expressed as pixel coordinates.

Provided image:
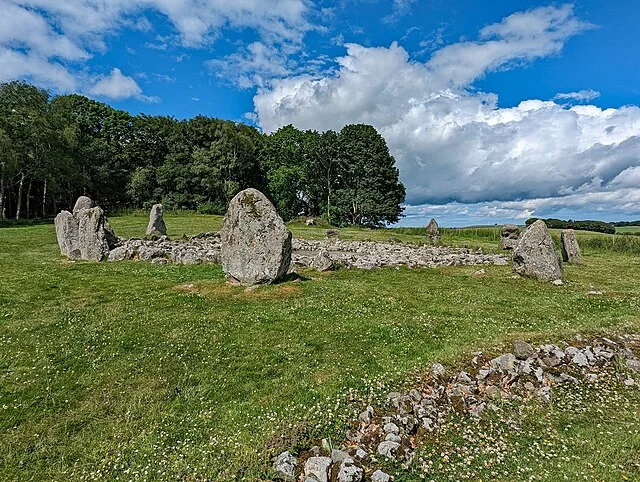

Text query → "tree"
[333,124,405,227]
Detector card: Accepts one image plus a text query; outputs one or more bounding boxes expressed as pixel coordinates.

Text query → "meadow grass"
[0,215,639,481]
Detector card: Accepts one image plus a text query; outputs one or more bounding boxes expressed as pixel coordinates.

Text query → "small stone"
[524,381,536,391]
[385,433,402,444]
[560,373,578,383]
[552,279,563,286]
[273,451,297,481]
[571,352,589,367]
[371,469,391,482]
[457,371,473,385]
[383,422,400,435]
[377,441,400,458]
[431,363,446,378]
[358,406,374,423]
[310,251,334,271]
[337,457,364,482]
[512,339,535,360]
[537,386,552,403]
[624,378,635,387]
[584,373,598,383]
[354,448,367,460]
[304,456,331,482]
[490,353,517,375]
[485,385,500,399]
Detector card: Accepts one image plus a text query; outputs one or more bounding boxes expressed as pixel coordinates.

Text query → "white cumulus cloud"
[89,68,158,102]
[1,0,311,96]
[254,4,640,222]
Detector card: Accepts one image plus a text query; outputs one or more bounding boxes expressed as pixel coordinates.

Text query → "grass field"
[616,226,640,234]
[1,214,639,481]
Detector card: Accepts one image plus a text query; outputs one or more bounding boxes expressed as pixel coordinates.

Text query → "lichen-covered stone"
[77,207,110,261]
[512,220,563,281]
[220,188,292,285]
[426,218,440,244]
[561,229,582,264]
[146,203,167,236]
[54,210,81,259]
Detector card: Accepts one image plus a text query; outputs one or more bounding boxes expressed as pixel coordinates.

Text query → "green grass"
[616,226,640,234]
[1,215,639,481]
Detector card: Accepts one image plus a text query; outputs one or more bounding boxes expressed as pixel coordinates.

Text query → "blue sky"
[2,0,640,226]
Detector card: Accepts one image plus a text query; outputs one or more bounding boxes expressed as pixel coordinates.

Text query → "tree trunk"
[42,179,47,218]
[26,179,32,219]
[15,171,25,220]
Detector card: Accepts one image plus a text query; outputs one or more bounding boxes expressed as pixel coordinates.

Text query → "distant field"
[616,225,640,234]
[1,215,639,481]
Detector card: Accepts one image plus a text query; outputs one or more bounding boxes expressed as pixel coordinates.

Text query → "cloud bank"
[1,0,310,98]
[254,4,640,223]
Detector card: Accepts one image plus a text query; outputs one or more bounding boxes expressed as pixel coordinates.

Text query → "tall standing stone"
[220,188,292,285]
[146,203,167,236]
[77,207,111,261]
[561,229,582,264]
[512,220,563,281]
[426,218,440,244]
[54,211,81,259]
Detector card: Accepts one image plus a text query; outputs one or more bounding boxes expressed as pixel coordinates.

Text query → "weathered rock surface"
[54,210,81,259]
[146,203,167,236]
[273,451,297,481]
[304,456,331,482]
[561,229,582,264]
[77,207,111,261]
[56,197,119,261]
[73,195,93,214]
[220,188,292,285]
[499,224,520,250]
[426,218,440,244]
[512,220,563,281]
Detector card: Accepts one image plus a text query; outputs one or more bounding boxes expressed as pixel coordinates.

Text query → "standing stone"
[220,188,292,285]
[73,195,93,214]
[561,229,582,264]
[146,203,167,236]
[499,224,520,250]
[426,218,440,244]
[54,211,81,259]
[512,220,563,281]
[77,207,111,261]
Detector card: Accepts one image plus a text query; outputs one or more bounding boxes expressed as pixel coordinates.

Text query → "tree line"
[525,218,616,234]
[0,81,405,227]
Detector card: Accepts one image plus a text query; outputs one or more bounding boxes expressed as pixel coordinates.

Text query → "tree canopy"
[0,81,405,227]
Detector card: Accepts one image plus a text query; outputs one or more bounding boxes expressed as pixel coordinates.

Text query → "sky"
[1,0,640,226]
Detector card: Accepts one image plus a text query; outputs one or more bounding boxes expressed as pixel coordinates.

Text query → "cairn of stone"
[499,224,520,250]
[560,229,582,264]
[146,203,167,237]
[512,220,563,281]
[426,218,440,244]
[54,196,118,261]
[220,188,292,285]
